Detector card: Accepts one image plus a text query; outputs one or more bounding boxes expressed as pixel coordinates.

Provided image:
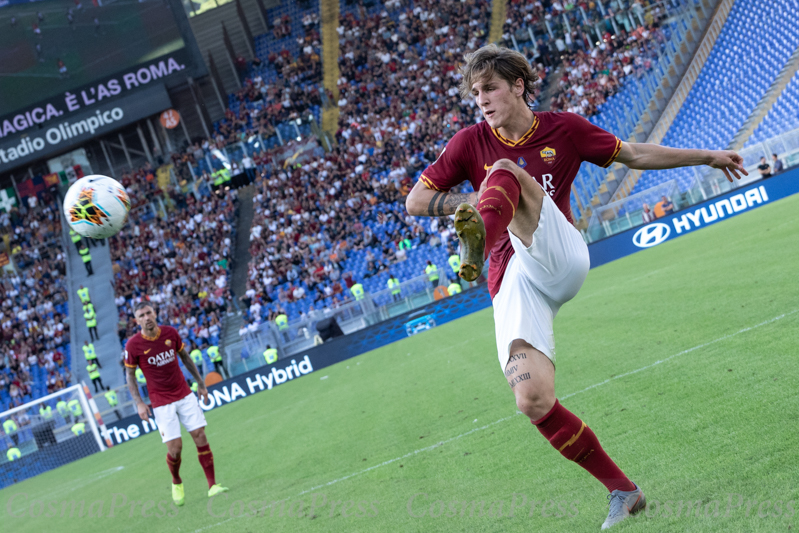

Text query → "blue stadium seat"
[636,0,799,193]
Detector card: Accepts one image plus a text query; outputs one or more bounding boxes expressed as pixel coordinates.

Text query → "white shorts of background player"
[153,393,207,443]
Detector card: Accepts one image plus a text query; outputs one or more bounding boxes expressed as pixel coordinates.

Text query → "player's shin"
[533,400,635,493]
[197,444,216,488]
[167,453,182,484]
[477,168,521,256]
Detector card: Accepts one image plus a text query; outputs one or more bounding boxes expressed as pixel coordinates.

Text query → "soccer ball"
[63,175,131,239]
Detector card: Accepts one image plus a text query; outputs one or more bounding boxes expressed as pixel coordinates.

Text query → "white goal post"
[0,382,113,487]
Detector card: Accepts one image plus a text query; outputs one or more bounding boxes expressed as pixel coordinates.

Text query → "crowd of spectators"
[117,162,166,211]
[178,0,681,327]
[0,198,72,407]
[198,60,324,158]
[264,14,322,84]
[243,137,408,312]
[216,5,325,153]
[236,0,500,324]
[108,181,236,349]
[547,23,668,115]
[271,14,294,40]
[503,0,674,115]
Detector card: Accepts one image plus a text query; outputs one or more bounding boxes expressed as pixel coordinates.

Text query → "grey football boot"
[601,482,646,529]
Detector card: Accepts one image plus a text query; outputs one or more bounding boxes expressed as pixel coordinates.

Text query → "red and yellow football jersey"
[125,325,192,408]
[420,111,621,298]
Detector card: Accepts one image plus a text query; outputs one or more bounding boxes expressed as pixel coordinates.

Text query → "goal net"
[0,383,107,489]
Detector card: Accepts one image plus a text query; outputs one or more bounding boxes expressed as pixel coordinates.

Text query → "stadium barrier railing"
[226,271,486,376]
[506,0,690,58]
[583,179,683,242]
[688,127,799,200]
[188,128,322,181]
[582,126,799,242]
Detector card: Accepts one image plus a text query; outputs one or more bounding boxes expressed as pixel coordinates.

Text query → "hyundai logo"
[632,223,671,248]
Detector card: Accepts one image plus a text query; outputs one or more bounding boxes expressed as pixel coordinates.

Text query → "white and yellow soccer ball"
[63,175,131,239]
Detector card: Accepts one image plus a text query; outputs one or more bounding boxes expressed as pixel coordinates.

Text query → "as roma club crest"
[540,147,556,165]
[165,340,172,347]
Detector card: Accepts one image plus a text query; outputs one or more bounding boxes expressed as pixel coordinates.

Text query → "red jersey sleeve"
[564,113,622,168]
[418,128,474,192]
[167,326,186,353]
[124,338,139,369]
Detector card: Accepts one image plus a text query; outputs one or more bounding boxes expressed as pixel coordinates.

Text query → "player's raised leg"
[504,340,645,528]
[166,437,185,506]
[190,427,228,497]
[455,158,544,281]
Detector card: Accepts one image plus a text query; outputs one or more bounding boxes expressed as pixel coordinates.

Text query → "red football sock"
[533,400,635,493]
[166,453,182,484]
[476,169,521,259]
[197,444,216,488]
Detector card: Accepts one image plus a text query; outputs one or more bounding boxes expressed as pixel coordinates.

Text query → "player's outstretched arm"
[616,142,748,182]
[178,347,208,401]
[126,366,150,421]
[406,180,483,217]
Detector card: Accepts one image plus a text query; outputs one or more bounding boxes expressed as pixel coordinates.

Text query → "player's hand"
[708,150,748,182]
[136,402,151,421]
[197,384,209,403]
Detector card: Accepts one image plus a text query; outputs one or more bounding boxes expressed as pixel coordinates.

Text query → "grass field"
[2,193,798,532]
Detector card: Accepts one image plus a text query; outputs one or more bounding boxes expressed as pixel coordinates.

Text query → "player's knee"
[515,390,555,420]
[191,429,208,447]
[167,441,183,457]
[491,158,517,173]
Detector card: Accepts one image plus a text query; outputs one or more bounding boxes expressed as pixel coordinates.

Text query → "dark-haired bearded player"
[125,302,229,506]
[406,44,747,530]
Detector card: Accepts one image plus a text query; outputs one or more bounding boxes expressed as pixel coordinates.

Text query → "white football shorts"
[493,192,590,371]
[153,393,207,443]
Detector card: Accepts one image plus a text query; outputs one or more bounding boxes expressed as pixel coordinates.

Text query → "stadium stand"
[253,0,321,85]
[147,0,691,332]
[546,24,670,117]
[0,195,72,411]
[108,170,235,375]
[502,0,670,70]
[197,0,325,167]
[631,0,799,194]
[553,22,675,217]
[500,0,698,219]
[746,70,799,147]
[233,0,695,325]
[238,0,498,326]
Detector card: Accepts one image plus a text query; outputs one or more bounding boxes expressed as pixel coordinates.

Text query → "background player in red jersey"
[406,44,747,530]
[125,301,229,506]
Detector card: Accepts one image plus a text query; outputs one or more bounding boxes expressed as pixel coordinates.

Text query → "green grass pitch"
[2,193,798,532]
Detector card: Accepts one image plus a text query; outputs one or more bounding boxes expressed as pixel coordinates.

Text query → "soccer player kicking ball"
[406,44,747,529]
[125,302,229,507]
